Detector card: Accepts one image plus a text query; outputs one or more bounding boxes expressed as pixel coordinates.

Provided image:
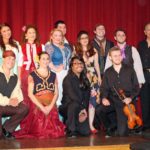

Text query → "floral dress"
[86,60,100,108]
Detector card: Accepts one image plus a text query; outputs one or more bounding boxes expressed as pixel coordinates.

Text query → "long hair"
[21,25,40,45]
[69,56,90,90]
[75,30,95,57]
[0,23,18,51]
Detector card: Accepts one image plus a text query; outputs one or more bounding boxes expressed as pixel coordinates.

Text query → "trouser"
[59,102,90,136]
[140,82,150,129]
[0,102,29,136]
[95,104,116,129]
[96,98,128,136]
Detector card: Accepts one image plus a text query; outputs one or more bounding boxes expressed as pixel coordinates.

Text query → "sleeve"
[110,41,114,48]
[130,68,140,99]
[41,44,45,51]
[17,44,23,67]
[104,54,113,71]
[45,43,54,62]
[132,47,145,84]
[100,72,110,99]
[10,79,23,103]
[63,77,82,105]
[0,94,10,106]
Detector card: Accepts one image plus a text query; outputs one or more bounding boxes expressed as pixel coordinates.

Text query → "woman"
[45,28,71,107]
[59,56,90,137]
[0,23,22,127]
[0,23,22,76]
[14,52,65,138]
[75,31,101,133]
[20,25,44,103]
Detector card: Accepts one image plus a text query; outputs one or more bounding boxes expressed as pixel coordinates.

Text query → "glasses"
[73,62,84,65]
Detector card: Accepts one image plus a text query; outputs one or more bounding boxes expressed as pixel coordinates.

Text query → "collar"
[0,65,14,77]
[117,42,127,49]
[95,36,106,43]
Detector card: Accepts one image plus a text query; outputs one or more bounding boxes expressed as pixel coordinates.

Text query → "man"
[105,29,145,86]
[0,50,28,139]
[96,46,140,136]
[92,24,114,76]
[138,22,150,131]
[54,20,73,53]
[54,20,69,44]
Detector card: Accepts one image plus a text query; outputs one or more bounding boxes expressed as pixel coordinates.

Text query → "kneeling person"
[99,46,140,136]
[59,56,91,137]
[0,50,28,139]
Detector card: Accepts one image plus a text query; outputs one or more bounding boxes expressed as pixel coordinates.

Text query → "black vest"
[0,72,17,98]
[30,70,56,94]
[122,45,134,68]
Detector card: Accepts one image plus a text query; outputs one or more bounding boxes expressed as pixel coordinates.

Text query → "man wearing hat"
[0,50,28,139]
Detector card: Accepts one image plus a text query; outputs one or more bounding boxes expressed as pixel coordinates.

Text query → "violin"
[113,87,143,129]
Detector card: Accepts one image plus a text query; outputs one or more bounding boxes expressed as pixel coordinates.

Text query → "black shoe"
[2,128,15,139]
[105,129,112,138]
[67,131,77,138]
[105,127,117,138]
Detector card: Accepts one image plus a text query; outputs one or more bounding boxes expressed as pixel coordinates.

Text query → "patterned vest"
[30,70,56,94]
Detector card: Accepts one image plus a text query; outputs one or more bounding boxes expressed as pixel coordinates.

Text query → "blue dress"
[45,42,72,107]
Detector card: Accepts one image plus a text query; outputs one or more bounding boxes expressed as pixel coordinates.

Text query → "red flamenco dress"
[14,70,65,139]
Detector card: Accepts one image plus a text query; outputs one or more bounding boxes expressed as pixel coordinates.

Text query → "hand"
[123,97,132,105]
[91,88,97,97]
[96,97,101,104]
[40,106,49,116]
[139,84,142,88]
[79,109,87,117]
[9,98,19,107]
[45,105,52,115]
[79,109,87,123]
[102,98,110,106]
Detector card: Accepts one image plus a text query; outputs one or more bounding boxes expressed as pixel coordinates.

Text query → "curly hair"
[69,56,90,90]
[21,25,40,45]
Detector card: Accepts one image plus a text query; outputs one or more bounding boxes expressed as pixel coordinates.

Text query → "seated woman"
[59,56,91,138]
[13,52,65,139]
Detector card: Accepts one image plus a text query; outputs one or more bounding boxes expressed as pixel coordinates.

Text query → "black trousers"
[0,102,29,136]
[96,98,128,136]
[59,102,90,136]
[140,81,150,129]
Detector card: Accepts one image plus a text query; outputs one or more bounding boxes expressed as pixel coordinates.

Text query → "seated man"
[96,46,140,137]
[59,56,91,138]
[0,50,28,139]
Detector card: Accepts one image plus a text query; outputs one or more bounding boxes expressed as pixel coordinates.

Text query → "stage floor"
[0,131,150,150]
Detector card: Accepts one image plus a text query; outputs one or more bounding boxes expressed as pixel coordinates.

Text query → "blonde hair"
[109,46,121,56]
[50,28,64,45]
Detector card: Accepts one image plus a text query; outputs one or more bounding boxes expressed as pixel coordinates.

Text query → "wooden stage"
[0,131,150,150]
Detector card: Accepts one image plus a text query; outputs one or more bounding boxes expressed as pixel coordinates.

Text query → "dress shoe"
[105,128,117,138]
[66,130,77,138]
[2,128,15,139]
[67,132,77,138]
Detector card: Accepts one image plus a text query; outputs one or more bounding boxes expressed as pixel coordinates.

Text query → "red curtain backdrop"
[0,0,150,46]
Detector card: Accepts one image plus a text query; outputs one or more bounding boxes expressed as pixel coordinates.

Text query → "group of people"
[0,20,150,139]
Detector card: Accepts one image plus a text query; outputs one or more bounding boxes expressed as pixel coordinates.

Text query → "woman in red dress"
[14,52,65,138]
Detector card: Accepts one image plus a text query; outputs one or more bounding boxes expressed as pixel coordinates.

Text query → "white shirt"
[104,46,145,84]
